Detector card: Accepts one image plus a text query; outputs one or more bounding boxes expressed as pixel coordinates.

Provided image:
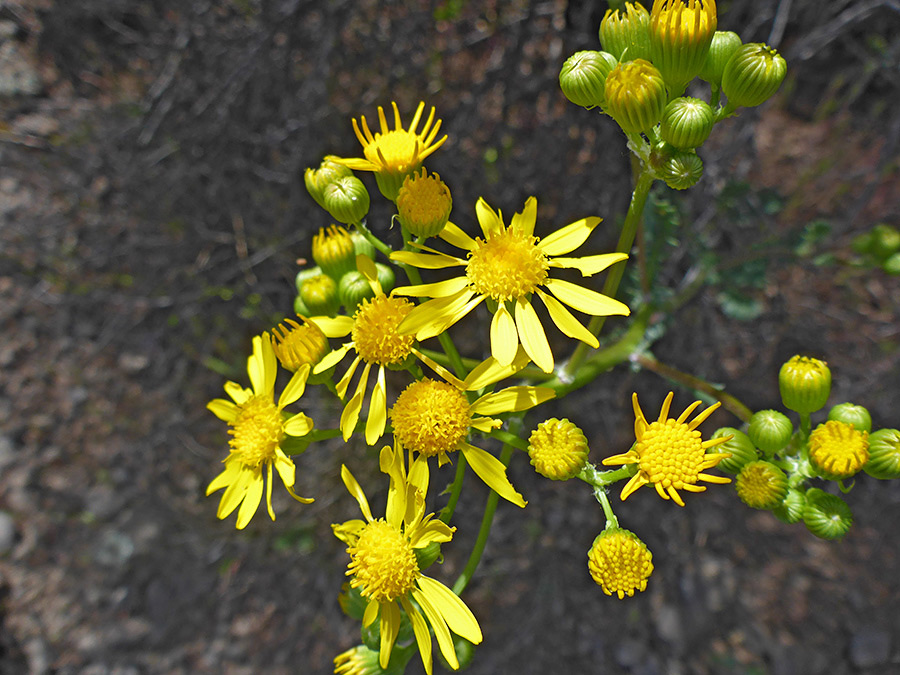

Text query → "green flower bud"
[709,427,759,473]
[870,223,900,261]
[803,488,853,540]
[374,262,396,294]
[396,168,452,237]
[851,231,874,255]
[339,270,376,312]
[295,266,323,294]
[698,30,742,87]
[827,402,872,433]
[527,418,590,480]
[413,541,443,571]
[808,420,869,481]
[304,159,352,209]
[864,428,900,480]
[293,293,310,317]
[779,355,831,414]
[649,0,717,92]
[883,252,900,276]
[312,225,357,280]
[559,50,618,109]
[735,460,789,510]
[659,150,703,190]
[299,273,340,316]
[323,176,370,225]
[605,59,668,133]
[773,488,806,524]
[659,97,715,149]
[721,42,787,108]
[599,2,652,62]
[748,409,794,456]
[351,231,377,260]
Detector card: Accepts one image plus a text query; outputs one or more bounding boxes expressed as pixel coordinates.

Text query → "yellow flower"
[271,316,330,371]
[527,418,590,481]
[587,528,654,599]
[649,0,717,91]
[334,448,482,675]
[328,101,448,201]
[396,168,452,238]
[206,333,315,529]
[390,378,555,507]
[603,391,731,506]
[391,197,630,373]
[313,256,464,445]
[808,420,869,480]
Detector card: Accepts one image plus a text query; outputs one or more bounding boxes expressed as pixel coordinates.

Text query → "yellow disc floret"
[228,395,284,468]
[528,418,590,480]
[351,295,415,366]
[272,317,330,371]
[808,420,869,480]
[466,229,549,301]
[347,519,419,603]
[587,528,654,599]
[390,379,471,458]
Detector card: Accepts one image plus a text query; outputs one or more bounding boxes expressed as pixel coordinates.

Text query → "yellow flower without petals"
[333,451,482,675]
[271,316,330,371]
[808,420,869,480]
[603,391,731,507]
[527,418,590,480]
[206,333,315,529]
[391,196,630,374]
[587,528,654,599]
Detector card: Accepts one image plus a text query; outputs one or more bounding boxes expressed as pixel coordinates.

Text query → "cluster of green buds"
[851,223,900,276]
[558,0,787,190]
[710,355,900,539]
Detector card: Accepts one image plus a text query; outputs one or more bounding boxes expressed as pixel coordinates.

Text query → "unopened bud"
[722,42,787,108]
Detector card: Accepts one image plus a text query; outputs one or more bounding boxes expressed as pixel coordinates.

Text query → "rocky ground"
[1,1,900,674]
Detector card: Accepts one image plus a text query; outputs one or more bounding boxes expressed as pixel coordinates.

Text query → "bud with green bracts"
[559,50,618,109]
[659,97,714,149]
[748,409,793,456]
[735,460,789,510]
[870,224,900,261]
[827,403,872,433]
[304,159,352,209]
[312,225,357,280]
[779,355,831,414]
[299,273,340,316]
[351,230,377,260]
[649,0,717,93]
[773,488,806,524]
[599,2,652,62]
[709,427,758,473]
[659,151,703,190]
[375,262,395,294]
[339,271,376,312]
[698,30,742,87]
[293,294,310,317]
[323,176,370,225]
[864,429,900,480]
[803,488,853,540]
[721,43,787,108]
[604,59,668,133]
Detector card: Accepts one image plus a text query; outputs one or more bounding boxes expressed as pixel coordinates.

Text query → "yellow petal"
[408,451,431,497]
[224,381,251,405]
[412,348,466,390]
[391,249,465,270]
[658,391,674,422]
[537,217,602,256]
[400,290,482,341]
[515,298,553,373]
[438,221,476,251]
[283,412,313,437]
[340,464,374,522]
[273,448,296,488]
[325,155,379,172]
[309,316,354,339]
[471,385,556,416]
[278,364,311,407]
[340,389,364,441]
[549,252,629,276]
[265,463,275,520]
[510,196,537,237]
[391,276,470,299]
[235,469,263,529]
[470,417,503,433]
[620,472,648,501]
[207,398,239,423]
[365,366,388,446]
[412,587,457,671]
[460,443,527,507]
[408,518,455,548]
[331,519,365,545]
[379,600,401,670]
[400,597,434,675]
[247,334,272,396]
[216,465,252,519]
[335,354,363,400]
[415,575,483,645]
[362,598,379,628]
[206,461,241,496]
[543,278,631,317]
[488,302,518,367]
[462,348,531,390]
[356,254,382,296]
[536,288,599,348]
[314,343,353,376]
[475,197,504,238]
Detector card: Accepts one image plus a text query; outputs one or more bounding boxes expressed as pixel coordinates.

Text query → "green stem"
[354,218,392,258]
[594,487,619,530]
[489,429,529,452]
[440,453,468,524]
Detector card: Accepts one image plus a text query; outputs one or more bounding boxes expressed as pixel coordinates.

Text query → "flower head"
[599,2,652,62]
[313,225,358,279]
[206,334,315,529]
[396,168,452,238]
[328,101,447,201]
[313,256,463,445]
[587,528,654,599]
[334,645,384,675]
[604,59,668,133]
[649,0,717,91]
[808,420,869,480]
[392,197,630,373]
[390,377,554,507]
[735,460,788,510]
[603,392,731,506]
[779,355,831,414]
[527,418,590,480]
[333,448,482,675]
[271,317,330,371]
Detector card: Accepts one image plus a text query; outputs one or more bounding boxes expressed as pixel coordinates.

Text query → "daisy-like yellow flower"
[334,447,482,675]
[390,377,555,507]
[603,392,732,507]
[313,256,464,445]
[391,197,631,373]
[206,333,315,529]
[328,101,447,201]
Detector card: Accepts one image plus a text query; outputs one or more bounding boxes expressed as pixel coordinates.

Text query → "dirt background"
[2,0,900,674]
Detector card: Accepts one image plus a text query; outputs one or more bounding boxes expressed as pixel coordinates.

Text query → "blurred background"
[1,0,899,673]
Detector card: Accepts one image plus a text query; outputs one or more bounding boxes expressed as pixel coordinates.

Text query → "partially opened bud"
[735,460,788,510]
[527,418,590,480]
[271,317,330,371]
[338,271,376,312]
[827,402,872,433]
[599,2,652,62]
[659,150,703,190]
[698,30,742,86]
[803,488,853,540]
[312,225,357,280]
[587,528,654,599]
[808,420,869,481]
[323,176,370,225]
[396,168,452,237]
[304,159,352,209]
[779,355,831,414]
[864,428,900,480]
[559,50,618,109]
[350,231,377,260]
[709,427,758,473]
[605,59,668,133]
[299,273,340,316]
[722,42,787,108]
[649,0,717,92]
[748,409,793,456]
